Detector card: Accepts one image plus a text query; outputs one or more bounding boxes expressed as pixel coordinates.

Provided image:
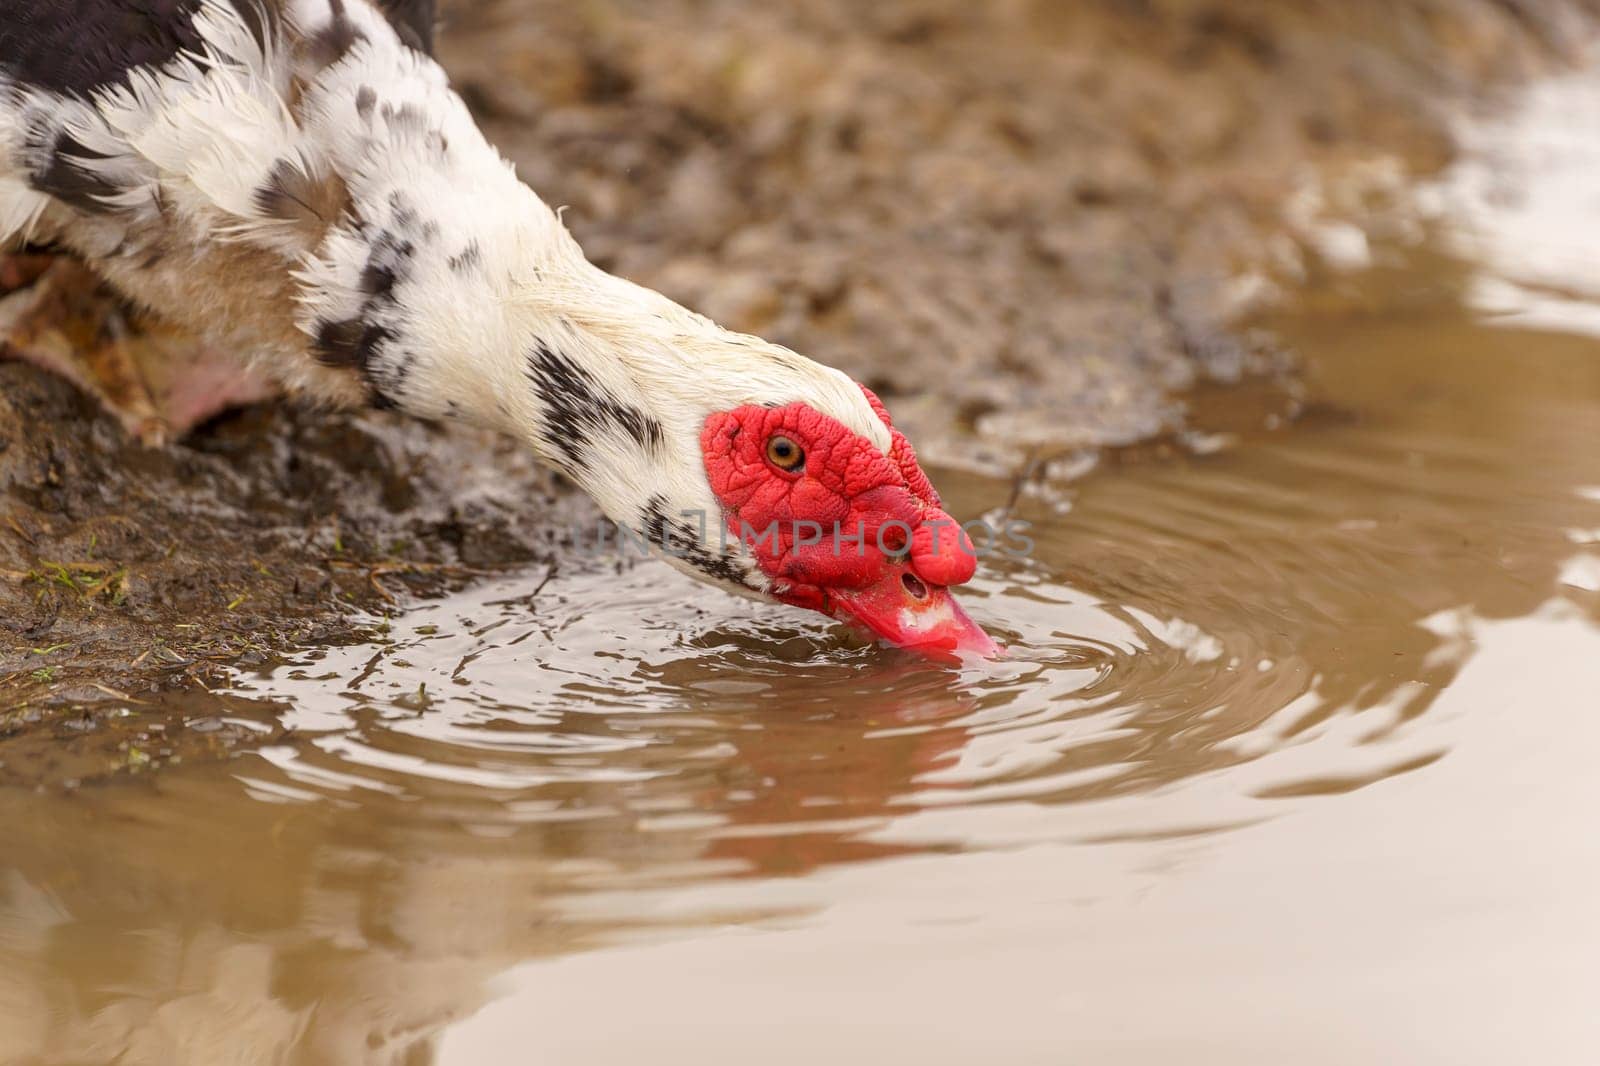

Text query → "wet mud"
[2,0,1597,782]
[0,371,586,785]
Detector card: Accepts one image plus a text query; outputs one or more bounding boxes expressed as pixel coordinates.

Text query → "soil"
[1,0,1595,785]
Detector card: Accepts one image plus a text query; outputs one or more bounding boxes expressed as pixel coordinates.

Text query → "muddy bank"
[2,0,1596,782]
[0,368,585,784]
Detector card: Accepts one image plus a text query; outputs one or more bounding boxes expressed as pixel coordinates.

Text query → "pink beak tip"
[829,573,1001,663]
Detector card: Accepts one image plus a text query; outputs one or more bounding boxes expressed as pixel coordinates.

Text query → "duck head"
[492,267,999,660]
[698,390,997,658]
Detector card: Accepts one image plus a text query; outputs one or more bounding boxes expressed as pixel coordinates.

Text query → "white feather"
[0,77,54,244]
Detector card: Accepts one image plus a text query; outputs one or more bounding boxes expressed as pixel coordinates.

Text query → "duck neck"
[298,171,733,522]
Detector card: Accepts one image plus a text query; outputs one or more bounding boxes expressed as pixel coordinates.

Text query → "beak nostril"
[901,572,928,600]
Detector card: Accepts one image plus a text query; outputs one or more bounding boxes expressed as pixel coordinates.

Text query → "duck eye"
[765,435,804,472]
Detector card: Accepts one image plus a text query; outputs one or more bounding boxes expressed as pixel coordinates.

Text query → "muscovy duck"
[0,0,996,657]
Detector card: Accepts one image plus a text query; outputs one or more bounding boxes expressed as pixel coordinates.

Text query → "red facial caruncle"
[700,386,997,658]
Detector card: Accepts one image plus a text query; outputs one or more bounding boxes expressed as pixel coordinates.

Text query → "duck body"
[0,0,996,657]
[3,0,498,414]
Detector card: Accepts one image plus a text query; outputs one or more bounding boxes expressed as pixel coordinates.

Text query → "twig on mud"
[4,517,34,546]
[325,557,493,604]
[25,560,129,604]
[87,683,148,705]
[1000,451,1042,522]
[367,572,398,604]
[41,560,111,573]
[485,563,556,608]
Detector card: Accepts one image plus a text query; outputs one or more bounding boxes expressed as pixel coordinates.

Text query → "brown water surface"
[3,265,1600,1064]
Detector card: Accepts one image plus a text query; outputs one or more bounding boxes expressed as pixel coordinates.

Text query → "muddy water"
[4,260,1600,1063]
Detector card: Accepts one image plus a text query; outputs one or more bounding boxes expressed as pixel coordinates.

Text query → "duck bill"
[830,573,1000,660]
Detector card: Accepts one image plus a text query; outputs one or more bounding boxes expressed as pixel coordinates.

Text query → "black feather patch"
[310,201,431,406]
[374,0,436,54]
[525,343,664,471]
[641,496,751,587]
[358,229,415,299]
[229,0,279,54]
[252,157,348,231]
[27,129,121,213]
[305,0,366,69]
[0,0,205,96]
[447,241,482,273]
[313,317,391,369]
